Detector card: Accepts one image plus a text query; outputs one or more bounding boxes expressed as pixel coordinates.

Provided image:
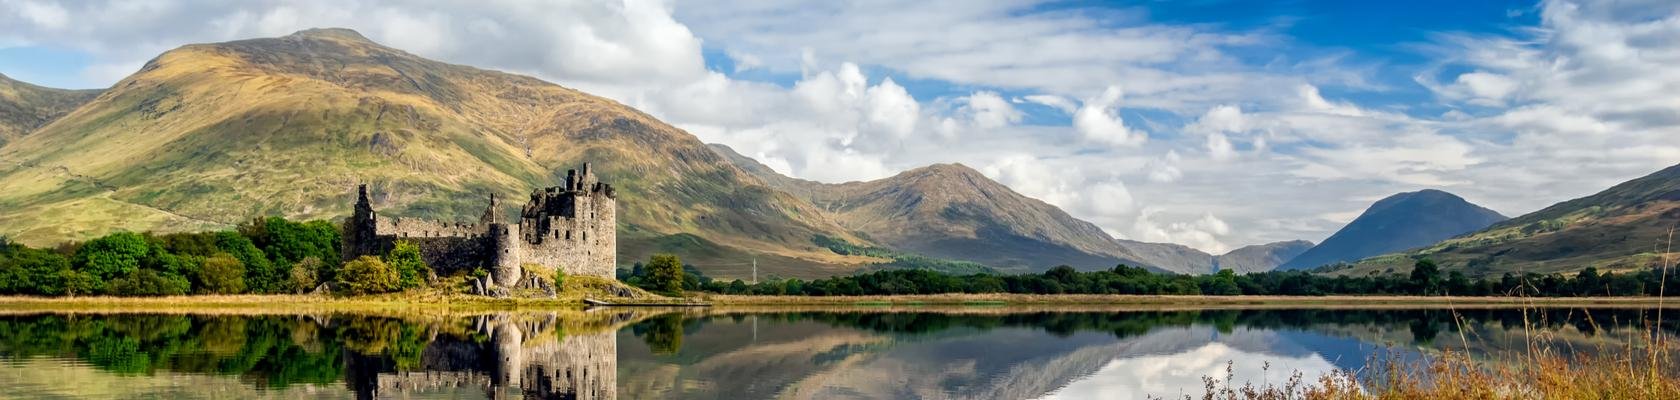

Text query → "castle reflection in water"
[350,313,621,400]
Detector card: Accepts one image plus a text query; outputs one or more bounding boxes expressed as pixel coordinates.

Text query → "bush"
[290,257,321,293]
[338,255,399,295]
[108,269,190,296]
[199,253,246,294]
[554,268,567,288]
[384,241,430,289]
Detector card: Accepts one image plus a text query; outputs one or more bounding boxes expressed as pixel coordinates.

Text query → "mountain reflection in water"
[0,308,1675,399]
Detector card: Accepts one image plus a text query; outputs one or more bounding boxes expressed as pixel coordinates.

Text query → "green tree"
[72,232,152,292]
[338,255,399,295]
[0,244,70,295]
[199,253,247,294]
[289,257,321,293]
[553,268,568,289]
[108,269,190,296]
[1410,259,1441,295]
[214,232,276,293]
[1204,269,1242,295]
[384,241,430,290]
[645,254,684,295]
[241,217,340,271]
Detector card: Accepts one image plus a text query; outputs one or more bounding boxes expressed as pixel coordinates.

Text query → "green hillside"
[0,28,874,279]
[1345,164,1680,276]
[0,73,99,148]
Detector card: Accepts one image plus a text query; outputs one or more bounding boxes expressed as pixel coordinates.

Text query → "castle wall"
[516,196,615,280]
[378,217,486,239]
[380,235,487,274]
[342,163,618,288]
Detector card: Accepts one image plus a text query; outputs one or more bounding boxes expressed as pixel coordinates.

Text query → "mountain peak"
[1279,189,1506,270]
[287,27,373,42]
[899,163,990,182]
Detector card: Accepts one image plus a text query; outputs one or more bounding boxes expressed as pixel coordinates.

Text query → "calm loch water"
[0,308,1673,399]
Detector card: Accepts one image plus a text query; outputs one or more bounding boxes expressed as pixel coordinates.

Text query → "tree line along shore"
[5,216,1679,302]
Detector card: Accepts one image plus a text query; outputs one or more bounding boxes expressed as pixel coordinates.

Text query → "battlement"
[342,163,618,289]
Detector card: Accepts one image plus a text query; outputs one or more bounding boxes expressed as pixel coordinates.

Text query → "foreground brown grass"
[1180,350,1680,400]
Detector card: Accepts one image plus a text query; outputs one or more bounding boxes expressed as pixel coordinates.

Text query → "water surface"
[0,307,1672,399]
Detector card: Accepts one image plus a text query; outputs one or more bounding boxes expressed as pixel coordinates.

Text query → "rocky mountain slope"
[1217,240,1314,274]
[1350,164,1680,276]
[711,144,1310,274]
[0,28,874,279]
[1281,189,1507,271]
[0,73,99,148]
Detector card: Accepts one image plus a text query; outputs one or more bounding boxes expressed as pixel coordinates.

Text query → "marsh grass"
[1178,228,1680,400]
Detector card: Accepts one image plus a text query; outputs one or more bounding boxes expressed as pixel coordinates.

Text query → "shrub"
[108,269,190,296]
[199,253,247,294]
[338,255,399,295]
[290,257,321,293]
[554,267,568,288]
[385,241,430,289]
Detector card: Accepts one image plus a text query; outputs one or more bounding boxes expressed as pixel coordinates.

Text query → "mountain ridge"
[709,143,1311,274]
[0,28,877,279]
[0,73,100,148]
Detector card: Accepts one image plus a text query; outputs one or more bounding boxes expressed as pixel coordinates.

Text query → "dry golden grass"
[1178,347,1679,399]
[0,275,682,316]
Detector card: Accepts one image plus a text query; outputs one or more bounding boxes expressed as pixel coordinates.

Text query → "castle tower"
[480,193,501,224]
[342,184,380,262]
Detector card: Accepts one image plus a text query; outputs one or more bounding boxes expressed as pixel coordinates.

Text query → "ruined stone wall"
[383,235,487,274]
[377,217,486,239]
[518,193,616,279]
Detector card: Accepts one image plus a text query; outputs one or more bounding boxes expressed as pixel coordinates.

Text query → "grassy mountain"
[1281,189,1506,271]
[709,144,1149,272]
[0,28,875,279]
[1217,240,1314,274]
[1352,164,1680,276]
[711,144,1310,274]
[0,73,100,148]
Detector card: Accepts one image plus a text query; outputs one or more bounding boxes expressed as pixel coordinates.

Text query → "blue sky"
[2,0,1676,253]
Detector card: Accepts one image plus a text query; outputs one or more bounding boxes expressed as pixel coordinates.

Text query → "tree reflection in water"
[0,312,628,399]
[2,308,1677,399]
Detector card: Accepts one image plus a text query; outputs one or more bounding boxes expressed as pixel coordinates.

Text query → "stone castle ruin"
[342,163,617,289]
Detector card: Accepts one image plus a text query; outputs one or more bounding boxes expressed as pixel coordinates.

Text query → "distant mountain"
[0,28,875,279]
[711,143,1311,274]
[1352,163,1680,275]
[1217,240,1314,274]
[710,143,1151,272]
[0,73,99,147]
[1281,189,1506,271]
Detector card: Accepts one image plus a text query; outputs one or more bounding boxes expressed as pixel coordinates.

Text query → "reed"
[1178,228,1680,400]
